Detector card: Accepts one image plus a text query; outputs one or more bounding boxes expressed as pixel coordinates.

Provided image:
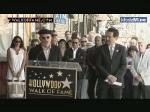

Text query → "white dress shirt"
[109,44,115,58]
[42,45,51,61]
[72,48,78,59]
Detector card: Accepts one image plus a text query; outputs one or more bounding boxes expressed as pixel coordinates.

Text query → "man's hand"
[107,74,117,85]
[134,75,143,82]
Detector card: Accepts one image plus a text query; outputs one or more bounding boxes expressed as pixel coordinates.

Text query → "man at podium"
[27,30,83,99]
[29,29,61,61]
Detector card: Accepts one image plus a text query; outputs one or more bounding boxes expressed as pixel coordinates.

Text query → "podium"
[26,60,82,99]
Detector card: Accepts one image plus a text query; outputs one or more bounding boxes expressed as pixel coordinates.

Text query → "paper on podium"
[104,79,122,86]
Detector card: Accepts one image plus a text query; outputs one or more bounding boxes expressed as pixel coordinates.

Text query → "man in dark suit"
[95,27,126,99]
[29,29,61,61]
[62,37,86,99]
[86,35,102,99]
[62,37,86,69]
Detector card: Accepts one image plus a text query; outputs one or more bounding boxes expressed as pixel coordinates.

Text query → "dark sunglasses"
[72,42,78,44]
[42,36,50,40]
[15,40,21,43]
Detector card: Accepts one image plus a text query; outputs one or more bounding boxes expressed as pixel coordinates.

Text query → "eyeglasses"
[15,40,21,43]
[42,36,50,40]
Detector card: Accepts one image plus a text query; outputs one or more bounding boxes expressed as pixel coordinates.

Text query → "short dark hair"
[107,27,119,37]
[72,36,80,41]
[65,31,70,34]
[131,37,138,41]
[58,39,66,44]
[31,39,39,45]
[127,46,138,56]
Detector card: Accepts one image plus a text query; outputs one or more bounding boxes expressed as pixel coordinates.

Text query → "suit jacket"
[29,44,61,61]
[95,43,127,82]
[62,48,86,67]
[130,50,150,86]
[86,46,97,67]
[86,46,99,79]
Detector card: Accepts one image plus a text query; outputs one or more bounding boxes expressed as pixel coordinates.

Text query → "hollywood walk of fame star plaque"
[26,61,82,99]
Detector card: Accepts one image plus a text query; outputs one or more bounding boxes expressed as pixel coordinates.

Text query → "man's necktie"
[110,45,113,59]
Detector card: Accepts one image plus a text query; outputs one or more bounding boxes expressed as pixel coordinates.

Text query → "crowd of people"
[6,27,150,99]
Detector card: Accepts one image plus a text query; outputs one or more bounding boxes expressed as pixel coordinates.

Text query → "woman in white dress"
[7,36,27,98]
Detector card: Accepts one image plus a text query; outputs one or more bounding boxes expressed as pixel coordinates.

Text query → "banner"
[26,66,77,99]
[55,14,67,24]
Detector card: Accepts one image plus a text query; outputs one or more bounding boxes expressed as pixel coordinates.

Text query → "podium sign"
[26,66,77,99]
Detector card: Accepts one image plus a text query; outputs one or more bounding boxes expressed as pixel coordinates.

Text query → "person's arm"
[73,50,86,66]
[139,52,150,78]
[57,47,62,61]
[62,50,68,61]
[115,46,127,80]
[17,49,27,78]
[7,48,15,77]
[95,47,110,78]
[28,47,35,60]
[25,51,29,66]
[86,49,94,67]
[130,53,142,82]
[130,54,139,77]
[86,48,98,73]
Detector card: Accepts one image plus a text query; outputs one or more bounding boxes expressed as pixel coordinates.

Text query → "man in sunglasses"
[29,29,61,61]
[62,37,86,67]
[62,36,86,99]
